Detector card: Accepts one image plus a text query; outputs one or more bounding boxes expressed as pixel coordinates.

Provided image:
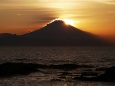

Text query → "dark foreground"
[0,62,115,82]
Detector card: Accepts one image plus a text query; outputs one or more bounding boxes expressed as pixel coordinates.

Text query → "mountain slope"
[20,20,109,46]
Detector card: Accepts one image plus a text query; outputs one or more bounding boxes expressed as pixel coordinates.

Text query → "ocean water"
[0,46,115,86]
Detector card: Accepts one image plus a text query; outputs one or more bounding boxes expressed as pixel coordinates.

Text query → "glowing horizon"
[0,0,115,42]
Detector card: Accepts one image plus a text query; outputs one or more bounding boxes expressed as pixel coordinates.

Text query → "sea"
[0,46,115,86]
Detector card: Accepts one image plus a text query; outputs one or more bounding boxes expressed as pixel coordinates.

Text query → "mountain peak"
[45,19,75,28]
[50,19,65,24]
[45,19,69,28]
[38,19,78,33]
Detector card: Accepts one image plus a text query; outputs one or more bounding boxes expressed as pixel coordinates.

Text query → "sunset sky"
[0,0,115,40]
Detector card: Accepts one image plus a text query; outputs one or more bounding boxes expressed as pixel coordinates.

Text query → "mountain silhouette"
[0,33,18,45]
[18,20,110,46]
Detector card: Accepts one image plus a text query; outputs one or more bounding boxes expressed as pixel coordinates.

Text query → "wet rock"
[50,79,63,82]
[74,71,99,81]
[61,72,71,76]
[0,62,39,77]
[95,67,107,71]
[74,66,115,82]
[98,66,115,82]
[49,64,79,70]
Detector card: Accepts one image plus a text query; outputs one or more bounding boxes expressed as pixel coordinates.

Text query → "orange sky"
[0,0,115,41]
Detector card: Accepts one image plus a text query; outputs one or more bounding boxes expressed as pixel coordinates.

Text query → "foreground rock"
[98,66,115,82]
[0,62,39,77]
[0,62,115,82]
[0,62,93,77]
[74,66,115,82]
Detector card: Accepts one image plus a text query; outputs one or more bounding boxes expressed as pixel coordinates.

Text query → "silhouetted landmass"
[0,20,113,46]
[0,33,18,45]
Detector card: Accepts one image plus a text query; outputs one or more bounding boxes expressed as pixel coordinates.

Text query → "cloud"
[95,0,115,4]
[0,8,58,26]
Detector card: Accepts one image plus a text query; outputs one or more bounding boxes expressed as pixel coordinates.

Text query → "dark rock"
[61,72,71,76]
[98,66,115,82]
[49,64,79,70]
[80,65,94,68]
[81,72,98,77]
[50,79,63,82]
[0,62,41,77]
[95,67,107,71]
[74,66,115,82]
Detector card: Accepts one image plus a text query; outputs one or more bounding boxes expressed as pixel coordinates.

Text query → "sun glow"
[50,18,79,26]
[63,19,74,26]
